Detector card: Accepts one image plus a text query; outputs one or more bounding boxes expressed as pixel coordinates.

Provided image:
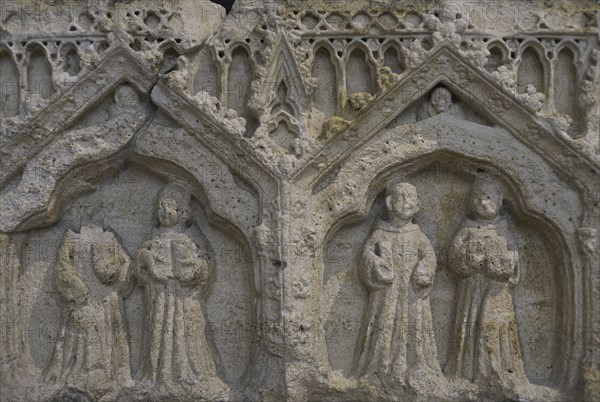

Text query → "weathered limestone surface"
[0,0,599,401]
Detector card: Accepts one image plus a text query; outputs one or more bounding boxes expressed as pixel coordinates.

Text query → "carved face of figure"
[158,197,180,227]
[431,87,452,113]
[114,84,140,107]
[157,183,192,228]
[468,183,500,220]
[386,182,420,221]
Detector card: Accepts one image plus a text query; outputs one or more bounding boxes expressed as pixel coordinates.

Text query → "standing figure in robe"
[353,182,443,389]
[134,182,227,396]
[445,179,528,390]
[45,224,132,401]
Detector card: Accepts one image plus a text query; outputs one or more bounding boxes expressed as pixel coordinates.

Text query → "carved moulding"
[0,45,157,188]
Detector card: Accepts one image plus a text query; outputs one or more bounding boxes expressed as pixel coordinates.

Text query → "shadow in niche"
[323,152,566,388]
[24,159,256,390]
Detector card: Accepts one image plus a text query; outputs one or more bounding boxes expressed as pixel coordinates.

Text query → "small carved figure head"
[157,183,192,228]
[430,86,453,114]
[467,179,501,220]
[114,84,140,107]
[385,182,420,221]
[525,84,537,95]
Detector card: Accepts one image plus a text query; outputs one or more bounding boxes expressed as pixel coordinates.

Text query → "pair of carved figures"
[45,178,531,397]
[354,180,528,392]
[45,183,225,399]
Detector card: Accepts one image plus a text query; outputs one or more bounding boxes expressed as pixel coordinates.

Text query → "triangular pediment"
[0,45,157,186]
[298,46,599,194]
[150,79,278,182]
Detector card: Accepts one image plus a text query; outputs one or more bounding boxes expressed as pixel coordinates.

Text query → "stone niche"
[0,1,598,401]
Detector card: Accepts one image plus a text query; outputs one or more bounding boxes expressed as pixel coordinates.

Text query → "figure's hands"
[411,260,433,298]
[135,249,152,282]
[57,271,90,306]
[413,260,433,286]
[92,241,129,284]
[485,237,517,282]
[507,250,520,286]
[373,262,394,284]
[73,275,90,305]
[172,238,206,285]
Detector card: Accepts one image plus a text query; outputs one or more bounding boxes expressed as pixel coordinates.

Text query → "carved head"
[468,179,500,220]
[430,87,453,113]
[157,183,192,228]
[114,84,140,107]
[525,84,537,95]
[385,182,420,220]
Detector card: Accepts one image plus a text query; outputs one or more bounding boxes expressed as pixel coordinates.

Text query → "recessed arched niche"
[227,45,258,136]
[345,46,374,96]
[554,46,578,118]
[23,162,256,385]
[485,42,507,72]
[0,47,19,117]
[517,45,545,94]
[312,46,337,117]
[193,45,220,98]
[27,45,53,100]
[322,153,566,388]
[59,43,81,76]
[382,44,404,74]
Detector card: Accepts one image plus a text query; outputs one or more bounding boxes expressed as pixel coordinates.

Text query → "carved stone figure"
[445,180,527,390]
[353,182,442,387]
[45,224,132,400]
[134,182,227,395]
[417,86,455,120]
[429,86,454,115]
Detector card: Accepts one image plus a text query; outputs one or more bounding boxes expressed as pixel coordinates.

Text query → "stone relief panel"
[0,0,598,401]
[323,155,570,400]
[14,163,256,400]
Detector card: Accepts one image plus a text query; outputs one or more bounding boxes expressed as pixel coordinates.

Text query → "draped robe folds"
[45,226,131,398]
[135,230,224,391]
[445,220,526,386]
[354,220,442,385]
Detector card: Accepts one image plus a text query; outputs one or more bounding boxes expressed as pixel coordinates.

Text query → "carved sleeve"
[135,242,155,285]
[361,231,394,289]
[54,233,89,305]
[505,229,521,287]
[173,237,208,286]
[485,234,520,284]
[447,228,474,279]
[411,231,437,297]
